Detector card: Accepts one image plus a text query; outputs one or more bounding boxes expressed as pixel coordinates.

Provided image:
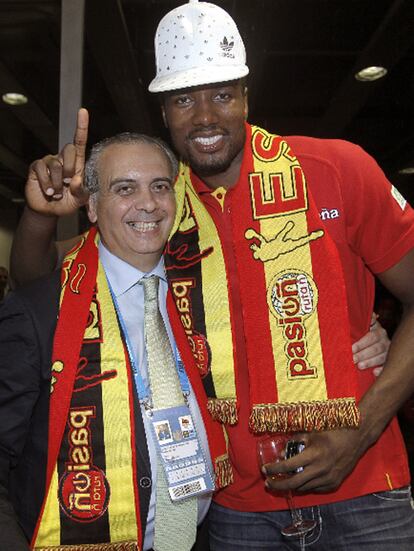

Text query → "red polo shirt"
[191,135,414,511]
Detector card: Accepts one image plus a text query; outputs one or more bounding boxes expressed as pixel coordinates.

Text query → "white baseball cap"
[149,0,249,93]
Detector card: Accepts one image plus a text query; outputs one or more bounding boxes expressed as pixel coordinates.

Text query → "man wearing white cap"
[10,1,414,549]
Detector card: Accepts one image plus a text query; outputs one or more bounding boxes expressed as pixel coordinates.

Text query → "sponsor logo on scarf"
[171,278,211,377]
[268,270,318,379]
[58,407,110,522]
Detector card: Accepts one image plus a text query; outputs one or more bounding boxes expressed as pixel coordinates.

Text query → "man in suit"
[0,132,221,550]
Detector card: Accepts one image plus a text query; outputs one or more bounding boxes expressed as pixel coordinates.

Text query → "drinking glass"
[257,434,317,538]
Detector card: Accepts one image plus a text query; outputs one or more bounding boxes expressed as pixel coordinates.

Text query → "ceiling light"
[398,167,414,175]
[354,66,387,82]
[2,92,28,105]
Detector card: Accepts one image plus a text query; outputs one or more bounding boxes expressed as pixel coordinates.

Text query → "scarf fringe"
[214,454,234,489]
[249,398,360,433]
[34,542,139,551]
[207,398,238,425]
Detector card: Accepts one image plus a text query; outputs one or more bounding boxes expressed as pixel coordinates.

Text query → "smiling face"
[87,142,176,272]
[162,80,248,189]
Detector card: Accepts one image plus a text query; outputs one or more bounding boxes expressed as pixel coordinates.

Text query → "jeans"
[209,487,414,550]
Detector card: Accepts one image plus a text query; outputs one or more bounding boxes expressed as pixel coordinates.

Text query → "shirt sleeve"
[333,140,414,274]
[0,293,43,549]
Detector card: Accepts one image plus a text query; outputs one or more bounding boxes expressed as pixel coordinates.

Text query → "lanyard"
[107,277,190,407]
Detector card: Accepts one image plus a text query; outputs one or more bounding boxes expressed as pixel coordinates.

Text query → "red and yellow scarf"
[165,124,360,433]
[32,228,231,550]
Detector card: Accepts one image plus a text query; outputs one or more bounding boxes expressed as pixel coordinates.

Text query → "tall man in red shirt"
[10,1,414,549]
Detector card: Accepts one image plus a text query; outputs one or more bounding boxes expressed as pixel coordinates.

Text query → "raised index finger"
[74,107,89,176]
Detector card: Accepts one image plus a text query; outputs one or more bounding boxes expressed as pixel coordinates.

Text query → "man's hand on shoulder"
[353,313,389,376]
[26,108,90,216]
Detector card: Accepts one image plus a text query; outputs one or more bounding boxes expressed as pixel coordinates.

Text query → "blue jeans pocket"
[372,485,412,502]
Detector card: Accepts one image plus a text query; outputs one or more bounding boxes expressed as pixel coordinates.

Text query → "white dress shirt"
[99,242,212,550]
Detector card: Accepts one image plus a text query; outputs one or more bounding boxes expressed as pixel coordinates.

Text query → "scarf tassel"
[250,398,360,433]
[214,454,234,489]
[207,398,238,425]
[34,542,139,551]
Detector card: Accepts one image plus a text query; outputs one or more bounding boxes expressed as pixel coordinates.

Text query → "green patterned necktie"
[141,275,197,551]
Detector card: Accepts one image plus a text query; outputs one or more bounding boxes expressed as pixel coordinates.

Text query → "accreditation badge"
[150,404,215,501]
